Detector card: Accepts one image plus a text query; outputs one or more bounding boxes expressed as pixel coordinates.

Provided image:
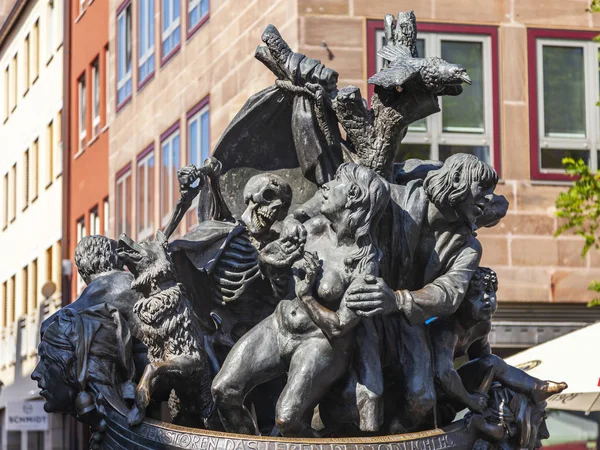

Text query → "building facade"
[0,0,65,448]
[105,0,600,354]
[67,0,111,301]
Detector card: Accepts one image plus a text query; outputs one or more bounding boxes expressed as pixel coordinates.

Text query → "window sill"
[187,13,209,41]
[2,225,7,231]
[73,148,86,159]
[23,87,29,97]
[101,124,109,134]
[87,134,99,146]
[46,54,54,67]
[31,194,38,203]
[22,204,28,212]
[74,9,86,23]
[31,75,39,85]
[137,71,154,92]
[9,217,15,224]
[530,178,573,186]
[160,44,181,68]
[45,180,53,190]
[116,95,132,113]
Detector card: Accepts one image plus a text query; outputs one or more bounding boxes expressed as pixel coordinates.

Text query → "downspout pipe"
[61,0,72,309]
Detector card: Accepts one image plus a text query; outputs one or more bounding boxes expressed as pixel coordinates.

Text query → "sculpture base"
[102,405,478,450]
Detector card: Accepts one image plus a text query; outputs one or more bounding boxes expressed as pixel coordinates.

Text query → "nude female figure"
[211,163,390,437]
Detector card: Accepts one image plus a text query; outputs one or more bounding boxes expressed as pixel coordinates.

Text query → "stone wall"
[107,0,600,304]
[294,0,600,304]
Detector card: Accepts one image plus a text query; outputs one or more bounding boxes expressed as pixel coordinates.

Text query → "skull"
[241,173,292,236]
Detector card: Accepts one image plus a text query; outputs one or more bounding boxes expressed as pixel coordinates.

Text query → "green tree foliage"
[555,158,600,305]
[589,0,600,12]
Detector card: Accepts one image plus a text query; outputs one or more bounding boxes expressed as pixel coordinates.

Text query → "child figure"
[428,267,566,419]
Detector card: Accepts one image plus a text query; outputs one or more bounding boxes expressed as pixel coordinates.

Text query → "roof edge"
[0,0,30,49]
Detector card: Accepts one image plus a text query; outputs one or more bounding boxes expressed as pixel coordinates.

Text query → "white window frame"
[78,74,86,150]
[76,217,87,293]
[105,46,110,118]
[536,38,600,173]
[138,0,154,82]
[188,0,208,31]
[374,30,495,166]
[137,150,154,239]
[160,130,180,225]
[187,104,209,220]
[92,59,100,136]
[187,104,209,166]
[90,206,100,235]
[162,0,180,57]
[117,4,132,106]
[103,198,109,236]
[115,169,131,236]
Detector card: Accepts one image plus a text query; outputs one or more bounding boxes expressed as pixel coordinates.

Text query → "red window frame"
[137,0,156,92]
[115,163,132,237]
[527,28,599,182]
[365,20,502,177]
[116,0,133,112]
[160,0,181,67]
[186,0,209,40]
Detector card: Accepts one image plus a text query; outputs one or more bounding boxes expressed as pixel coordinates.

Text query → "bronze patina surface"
[32,9,566,450]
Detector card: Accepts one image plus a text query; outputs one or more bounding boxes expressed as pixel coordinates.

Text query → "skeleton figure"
[169,170,294,347]
[212,173,293,304]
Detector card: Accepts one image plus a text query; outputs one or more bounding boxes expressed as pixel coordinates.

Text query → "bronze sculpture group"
[32,10,567,450]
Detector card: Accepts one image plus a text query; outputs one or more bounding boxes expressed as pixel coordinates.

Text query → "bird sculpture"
[369,44,472,96]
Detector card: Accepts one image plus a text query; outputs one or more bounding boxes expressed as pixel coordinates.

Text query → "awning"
[505,322,600,412]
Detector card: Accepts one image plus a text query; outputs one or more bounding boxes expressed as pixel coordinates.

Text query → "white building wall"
[0,0,64,448]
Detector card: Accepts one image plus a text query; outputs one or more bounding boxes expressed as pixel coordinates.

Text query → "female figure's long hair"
[334,163,390,273]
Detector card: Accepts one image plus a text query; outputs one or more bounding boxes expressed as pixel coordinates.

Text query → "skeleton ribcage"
[212,234,261,304]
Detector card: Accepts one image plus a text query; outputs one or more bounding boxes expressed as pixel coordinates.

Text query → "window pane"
[201,110,209,161]
[149,0,155,43]
[395,143,431,163]
[118,15,125,79]
[116,179,124,235]
[173,0,180,21]
[200,0,208,16]
[171,134,180,215]
[163,0,170,31]
[148,156,155,231]
[439,145,490,164]
[161,141,170,218]
[542,45,585,138]
[416,38,425,58]
[139,0,146,52]
[441,40,484,134]
[125,174,132,235]
[125,6,132,73]
[189,119,198,166]
[541,148,589,170]
[137,160,146,234]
